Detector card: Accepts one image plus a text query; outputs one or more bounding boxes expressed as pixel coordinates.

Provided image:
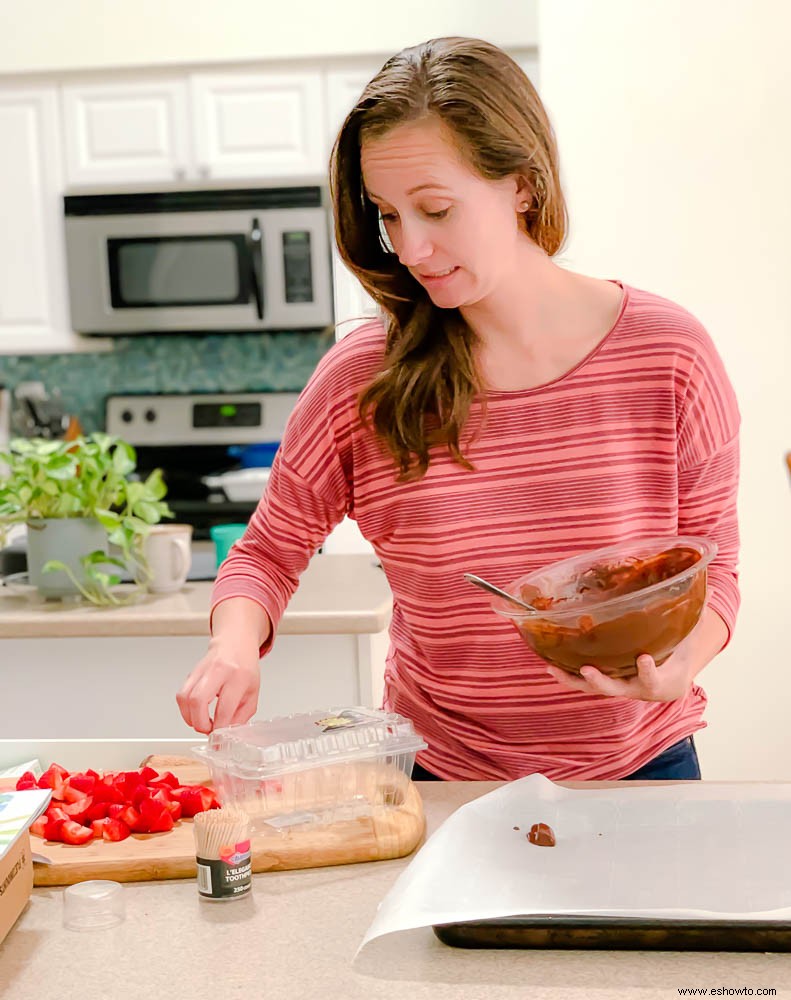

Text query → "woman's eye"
[425,208,449,220]
[379,211,398,222]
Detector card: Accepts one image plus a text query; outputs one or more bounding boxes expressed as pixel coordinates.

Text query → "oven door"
[65,207,333,334]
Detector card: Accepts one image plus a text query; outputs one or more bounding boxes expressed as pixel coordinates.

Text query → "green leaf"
[143,468,168,501]
[133,501,163,524]
[94,508,121,531]
[111,446,135,478]
[42,559,68,573]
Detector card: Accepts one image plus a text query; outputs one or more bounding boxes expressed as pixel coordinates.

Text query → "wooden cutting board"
[26,755,426,886]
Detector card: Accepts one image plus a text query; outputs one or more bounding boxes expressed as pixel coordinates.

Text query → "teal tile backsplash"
[0,331,332,434]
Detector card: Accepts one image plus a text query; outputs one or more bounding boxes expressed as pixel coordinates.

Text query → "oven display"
[192,402,262,428]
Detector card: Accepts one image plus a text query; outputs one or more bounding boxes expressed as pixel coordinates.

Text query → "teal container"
[210,523,248,569]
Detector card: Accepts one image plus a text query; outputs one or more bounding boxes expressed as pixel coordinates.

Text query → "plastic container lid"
[63,880,125,931]
[193,707,427,779]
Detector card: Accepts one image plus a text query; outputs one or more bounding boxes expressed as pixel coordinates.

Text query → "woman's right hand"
[177,640,261,734]
[176,597,271,734]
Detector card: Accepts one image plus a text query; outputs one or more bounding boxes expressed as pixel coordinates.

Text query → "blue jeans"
[411,736,701,782]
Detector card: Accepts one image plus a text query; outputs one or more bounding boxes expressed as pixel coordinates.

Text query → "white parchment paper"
[360,775,791,951]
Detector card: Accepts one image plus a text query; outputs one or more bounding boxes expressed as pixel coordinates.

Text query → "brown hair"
[330,36,567,480]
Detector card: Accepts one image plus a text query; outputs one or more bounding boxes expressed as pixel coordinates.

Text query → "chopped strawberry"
[15,771,37,791]
[68,773,97,795]
[29,816,48,838]
[198,788,221,812]
[43,818,66,841]
[107,803,125,819]
[63,797,93,823]
[102,818,131,842]
[60,820,94,845]
[139,796,174,833]
[131,785,153,808]
[118,804,146,833]
[90,819,106,839]
[163,800,182,821]
[139,766,159,783]
[47,804,69,823]
[62,783,89,804]
[37,764,68,799]
[85,801,110,822]
[92,779,125,804]
[171,787,203,818]
[158,771,179,788]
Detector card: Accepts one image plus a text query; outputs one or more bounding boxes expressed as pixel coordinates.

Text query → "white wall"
[539,0,791,779]
[0,0,537,75]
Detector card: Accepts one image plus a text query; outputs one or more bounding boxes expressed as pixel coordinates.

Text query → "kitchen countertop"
[2,780,790,1000]
[0,552,392,638]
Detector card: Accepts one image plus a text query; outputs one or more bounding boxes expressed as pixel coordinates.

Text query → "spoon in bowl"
[463,573,539,613]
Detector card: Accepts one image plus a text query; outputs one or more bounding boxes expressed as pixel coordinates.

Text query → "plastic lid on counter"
[193,707,427,778]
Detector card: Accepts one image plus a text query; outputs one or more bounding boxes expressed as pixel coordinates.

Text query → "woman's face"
[360,117,528,310]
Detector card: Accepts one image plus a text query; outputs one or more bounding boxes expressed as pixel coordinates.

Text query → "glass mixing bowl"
[492,536,718,678]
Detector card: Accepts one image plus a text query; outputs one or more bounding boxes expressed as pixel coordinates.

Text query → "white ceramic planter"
[26,517,108,598]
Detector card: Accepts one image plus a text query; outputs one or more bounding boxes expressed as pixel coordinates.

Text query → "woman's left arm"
[551,322,741,703]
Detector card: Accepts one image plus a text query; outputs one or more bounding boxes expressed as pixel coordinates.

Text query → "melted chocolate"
[515,545,706,677]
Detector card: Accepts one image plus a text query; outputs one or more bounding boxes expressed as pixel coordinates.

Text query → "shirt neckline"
[480,279,629,400]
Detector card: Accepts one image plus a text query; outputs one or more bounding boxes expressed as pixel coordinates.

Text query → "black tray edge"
[433,915,791,952]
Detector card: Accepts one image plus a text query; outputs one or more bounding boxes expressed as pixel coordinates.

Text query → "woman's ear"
[515,175,532,214]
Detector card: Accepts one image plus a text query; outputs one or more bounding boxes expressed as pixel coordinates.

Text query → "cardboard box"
[0,831,33,946]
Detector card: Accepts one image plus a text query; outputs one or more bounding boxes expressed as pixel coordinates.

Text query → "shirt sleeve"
[675,327,741,644]
[209,325,382,653]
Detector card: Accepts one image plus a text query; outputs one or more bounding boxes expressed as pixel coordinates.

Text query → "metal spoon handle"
[463,573,537,613]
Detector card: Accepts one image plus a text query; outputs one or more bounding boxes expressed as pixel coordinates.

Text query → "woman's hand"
[546,651,695,702]
[177,639,261,734]
[546,606,729,702]
[176,596,271,734]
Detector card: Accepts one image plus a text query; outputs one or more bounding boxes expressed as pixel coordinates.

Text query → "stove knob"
[144,409,157,423]
[121,409,133,424]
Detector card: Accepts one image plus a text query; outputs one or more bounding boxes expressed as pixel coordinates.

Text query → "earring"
[519,201,530,211]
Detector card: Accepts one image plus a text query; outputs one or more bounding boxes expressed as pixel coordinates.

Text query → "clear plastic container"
[493,535,717,678]
[192,708,427,832]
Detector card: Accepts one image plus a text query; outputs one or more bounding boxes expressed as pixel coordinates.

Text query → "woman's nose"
[396,223,433,268]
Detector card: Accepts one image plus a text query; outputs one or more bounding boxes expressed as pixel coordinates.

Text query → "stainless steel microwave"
[64,187,334,334]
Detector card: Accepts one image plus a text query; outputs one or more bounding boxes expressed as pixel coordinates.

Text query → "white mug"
[143,523,193,593]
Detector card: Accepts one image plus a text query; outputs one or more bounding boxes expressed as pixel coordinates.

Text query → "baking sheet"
[359,774,791,952]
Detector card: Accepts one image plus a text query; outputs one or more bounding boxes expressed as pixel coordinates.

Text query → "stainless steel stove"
[105,391,299,539]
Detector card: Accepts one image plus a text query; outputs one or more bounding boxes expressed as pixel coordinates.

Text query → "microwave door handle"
[248,217,264,320]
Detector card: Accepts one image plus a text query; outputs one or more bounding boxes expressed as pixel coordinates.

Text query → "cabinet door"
[325,65,380,160]
[0,87,78,353]
[191,70,325,180]
[61,78,192,185]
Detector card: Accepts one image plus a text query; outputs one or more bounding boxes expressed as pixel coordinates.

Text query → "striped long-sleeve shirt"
[212,282,741,780]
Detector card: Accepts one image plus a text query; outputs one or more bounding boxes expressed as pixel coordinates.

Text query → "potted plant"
[0,433,173,604]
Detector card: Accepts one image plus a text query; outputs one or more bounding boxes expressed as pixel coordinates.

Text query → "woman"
[177,37,740,781]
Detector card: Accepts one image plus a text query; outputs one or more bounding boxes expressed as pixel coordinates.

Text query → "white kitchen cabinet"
[61,78,192,185]
[190,69,325,180]
[0,86,80,353]
[325,64,381,158]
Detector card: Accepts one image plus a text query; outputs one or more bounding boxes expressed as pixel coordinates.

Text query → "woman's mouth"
[418,266,460,286]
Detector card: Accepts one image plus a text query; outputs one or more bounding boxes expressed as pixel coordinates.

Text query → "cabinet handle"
[174,167,187,181]
[198,164,210,178]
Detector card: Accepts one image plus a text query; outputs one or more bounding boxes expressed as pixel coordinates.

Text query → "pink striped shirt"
[212,283,740,780]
